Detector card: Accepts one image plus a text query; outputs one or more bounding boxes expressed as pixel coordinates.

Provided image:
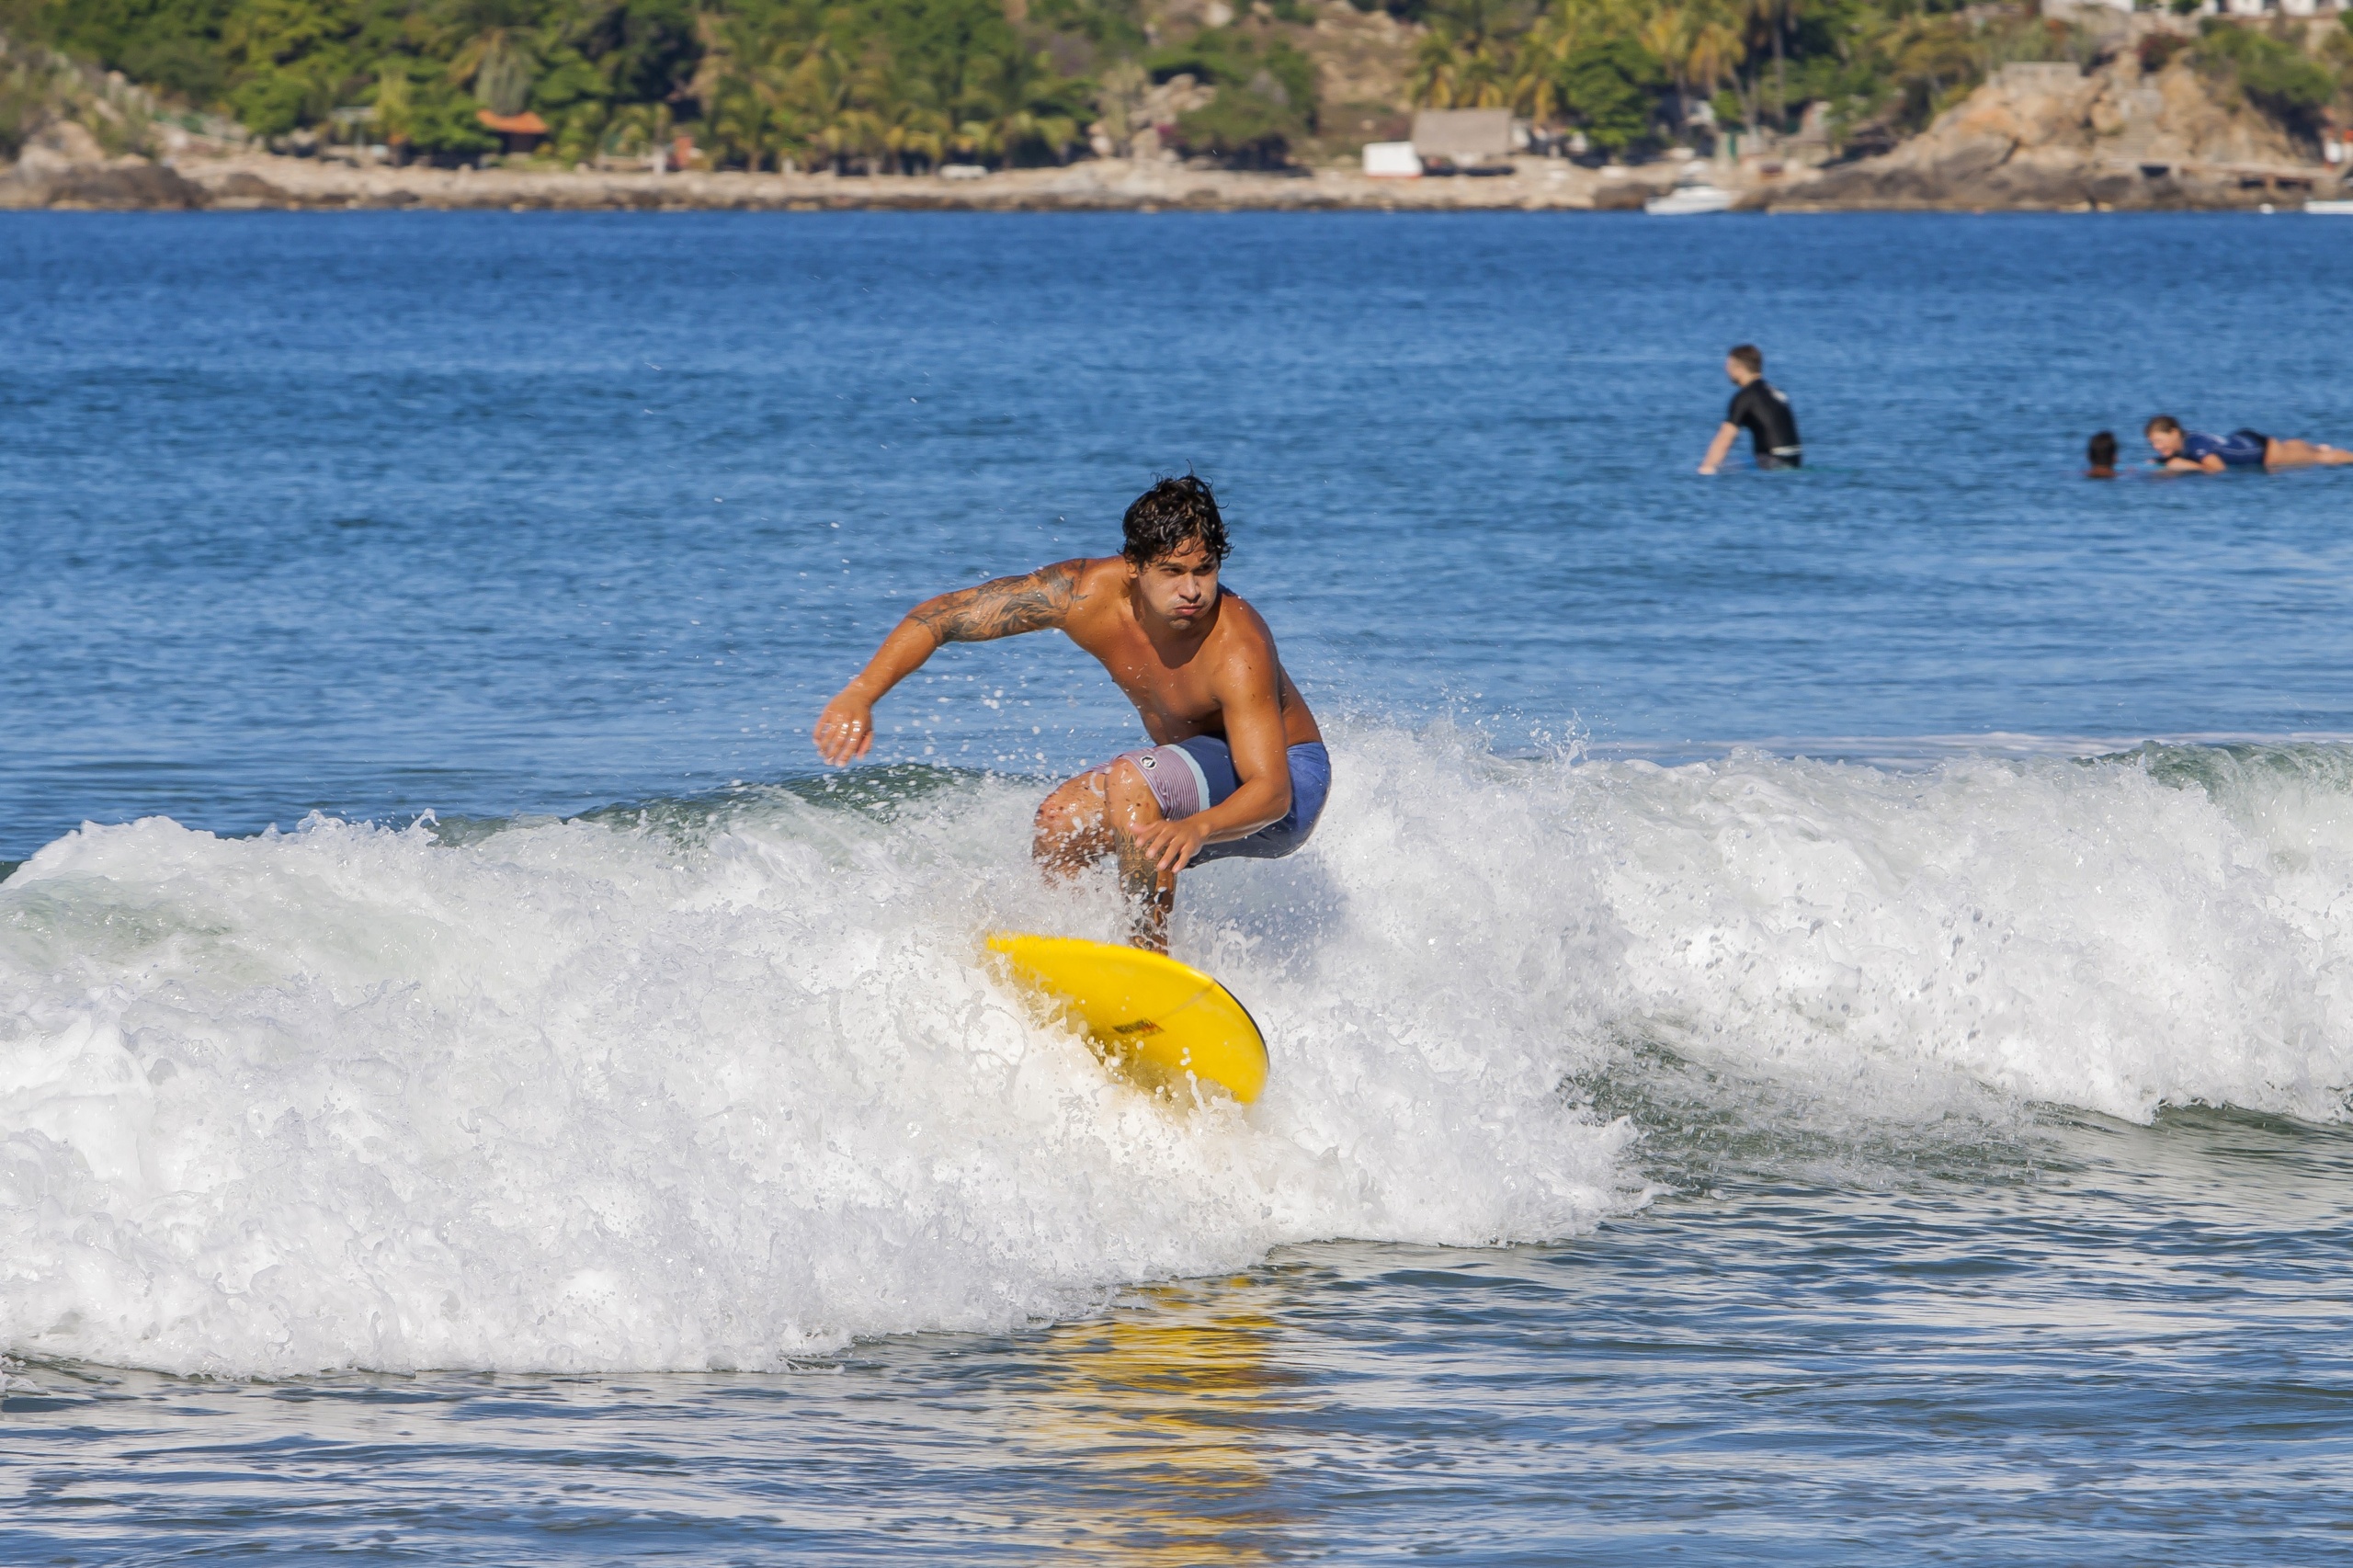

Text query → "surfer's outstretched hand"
[813,694,877,765]
[1129,815,1213,876]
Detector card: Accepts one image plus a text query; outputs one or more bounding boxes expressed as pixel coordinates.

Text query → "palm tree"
[818,106,887,172]
[1412,28,1463,108]
[848,49,950,173]
[959,49,1080,166]
[949,114,1000,164]
[776,36,857,169]
[1513,0,1646,121]
[373,62,415,151]
[707,74,772,168]
[1415,28,1508,108]
[442,1,543,117]
[1640,2,1743,131]
[603,100,670,160]
[1886,12,1978,130]
[879,94,950,173]
[552,103,606,165]
[1739,0,1795,131]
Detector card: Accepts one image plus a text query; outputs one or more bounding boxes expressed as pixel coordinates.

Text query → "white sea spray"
[0,744,1631,1377]
[6,732,2353,1377]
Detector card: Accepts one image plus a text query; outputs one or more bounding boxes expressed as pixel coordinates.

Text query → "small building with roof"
[476,110,549,156]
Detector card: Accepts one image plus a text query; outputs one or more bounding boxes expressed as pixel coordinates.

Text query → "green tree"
[1413,24,1512,107]
[585,0,700,107]
[1149,25,1317,162]
[2196,18,2335,137]
[26,0,238,100]
[1175,76,1299,165]
[704,71,774,166]
[373,51,493,153]
[1557,35,1663,151]
[529,45,608,116]
[958,46,1084,165]
[445,0,539,118]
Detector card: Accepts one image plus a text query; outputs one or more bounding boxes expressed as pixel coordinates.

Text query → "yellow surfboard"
[985,933,1268,1105]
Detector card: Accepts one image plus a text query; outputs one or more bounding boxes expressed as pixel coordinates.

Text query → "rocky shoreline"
[1768,45,2346,213]
[4,19,2344,217]
[6,149,1688,214]
[11,142,2337,216]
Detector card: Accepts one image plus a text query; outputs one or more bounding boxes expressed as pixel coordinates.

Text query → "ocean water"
[7,210,2353,1562]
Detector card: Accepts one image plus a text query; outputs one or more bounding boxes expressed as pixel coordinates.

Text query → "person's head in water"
[1122,475,1229,630]
[2086,431,2118,478]
[2143,415,2186,460]
[1725,344,1764,387]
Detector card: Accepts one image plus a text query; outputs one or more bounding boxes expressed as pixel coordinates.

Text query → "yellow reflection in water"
[1018,1278,1301,1563]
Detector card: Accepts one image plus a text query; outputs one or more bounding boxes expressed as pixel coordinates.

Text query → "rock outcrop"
[0,135,206,210]
[0,33,236,210]
[1766,35,2336,211]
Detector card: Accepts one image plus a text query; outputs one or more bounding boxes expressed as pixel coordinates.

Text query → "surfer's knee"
[1104,757,1164,821]
[1032,774,1110,861]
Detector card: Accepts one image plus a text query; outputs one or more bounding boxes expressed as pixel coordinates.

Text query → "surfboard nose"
[985,932,1269,1105]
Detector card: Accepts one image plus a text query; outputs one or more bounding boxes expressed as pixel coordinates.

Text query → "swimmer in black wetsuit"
[2145,414,2353,472]
[1699,344,1802,474]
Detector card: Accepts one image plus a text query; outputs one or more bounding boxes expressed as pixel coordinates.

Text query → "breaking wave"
[6,730,2353,1375]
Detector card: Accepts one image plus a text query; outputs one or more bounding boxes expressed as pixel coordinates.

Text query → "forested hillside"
[3,0,2348,172]
[1412,1,2353,156]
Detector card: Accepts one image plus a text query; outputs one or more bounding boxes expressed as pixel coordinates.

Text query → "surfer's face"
[1130,539,1220,630]
[2147,427,2182,458]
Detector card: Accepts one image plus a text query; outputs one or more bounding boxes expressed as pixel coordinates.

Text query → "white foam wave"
[0,755,1631,1376]
[6,732,2353,1375]
[1554,743,2353,1124]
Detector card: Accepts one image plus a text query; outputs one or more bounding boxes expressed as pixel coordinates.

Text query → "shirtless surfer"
[812,475,1329,953]
[2145,415,2353,472]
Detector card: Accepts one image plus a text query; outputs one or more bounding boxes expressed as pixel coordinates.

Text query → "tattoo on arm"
[911,562,1082,645]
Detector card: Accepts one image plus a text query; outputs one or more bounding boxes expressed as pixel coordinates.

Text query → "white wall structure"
[1411,109,1514,168]
[1362,141,1423,177]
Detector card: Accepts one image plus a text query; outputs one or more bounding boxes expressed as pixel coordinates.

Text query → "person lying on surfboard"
[812,474,1329,953]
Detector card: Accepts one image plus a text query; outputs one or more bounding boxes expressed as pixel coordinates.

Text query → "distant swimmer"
[2086,431,2118,479]
[2145,415,2353,472]
[813,475,1327,953]
[1699,344,1802,474]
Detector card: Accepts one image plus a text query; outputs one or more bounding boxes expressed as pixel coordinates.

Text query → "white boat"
[2305,199,2353,214]
[1644,179,1735,215]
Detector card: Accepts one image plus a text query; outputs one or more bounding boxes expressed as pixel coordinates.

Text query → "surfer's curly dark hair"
[1121,474,1230,567]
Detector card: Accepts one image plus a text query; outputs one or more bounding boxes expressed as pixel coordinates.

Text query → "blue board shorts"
[1100,736,1332,864]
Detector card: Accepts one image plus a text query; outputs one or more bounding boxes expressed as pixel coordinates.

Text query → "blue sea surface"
[6,210,2353,1563]
[6,210,2353,857]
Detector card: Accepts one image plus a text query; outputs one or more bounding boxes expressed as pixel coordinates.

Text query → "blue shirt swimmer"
[2145,415,2353,472]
